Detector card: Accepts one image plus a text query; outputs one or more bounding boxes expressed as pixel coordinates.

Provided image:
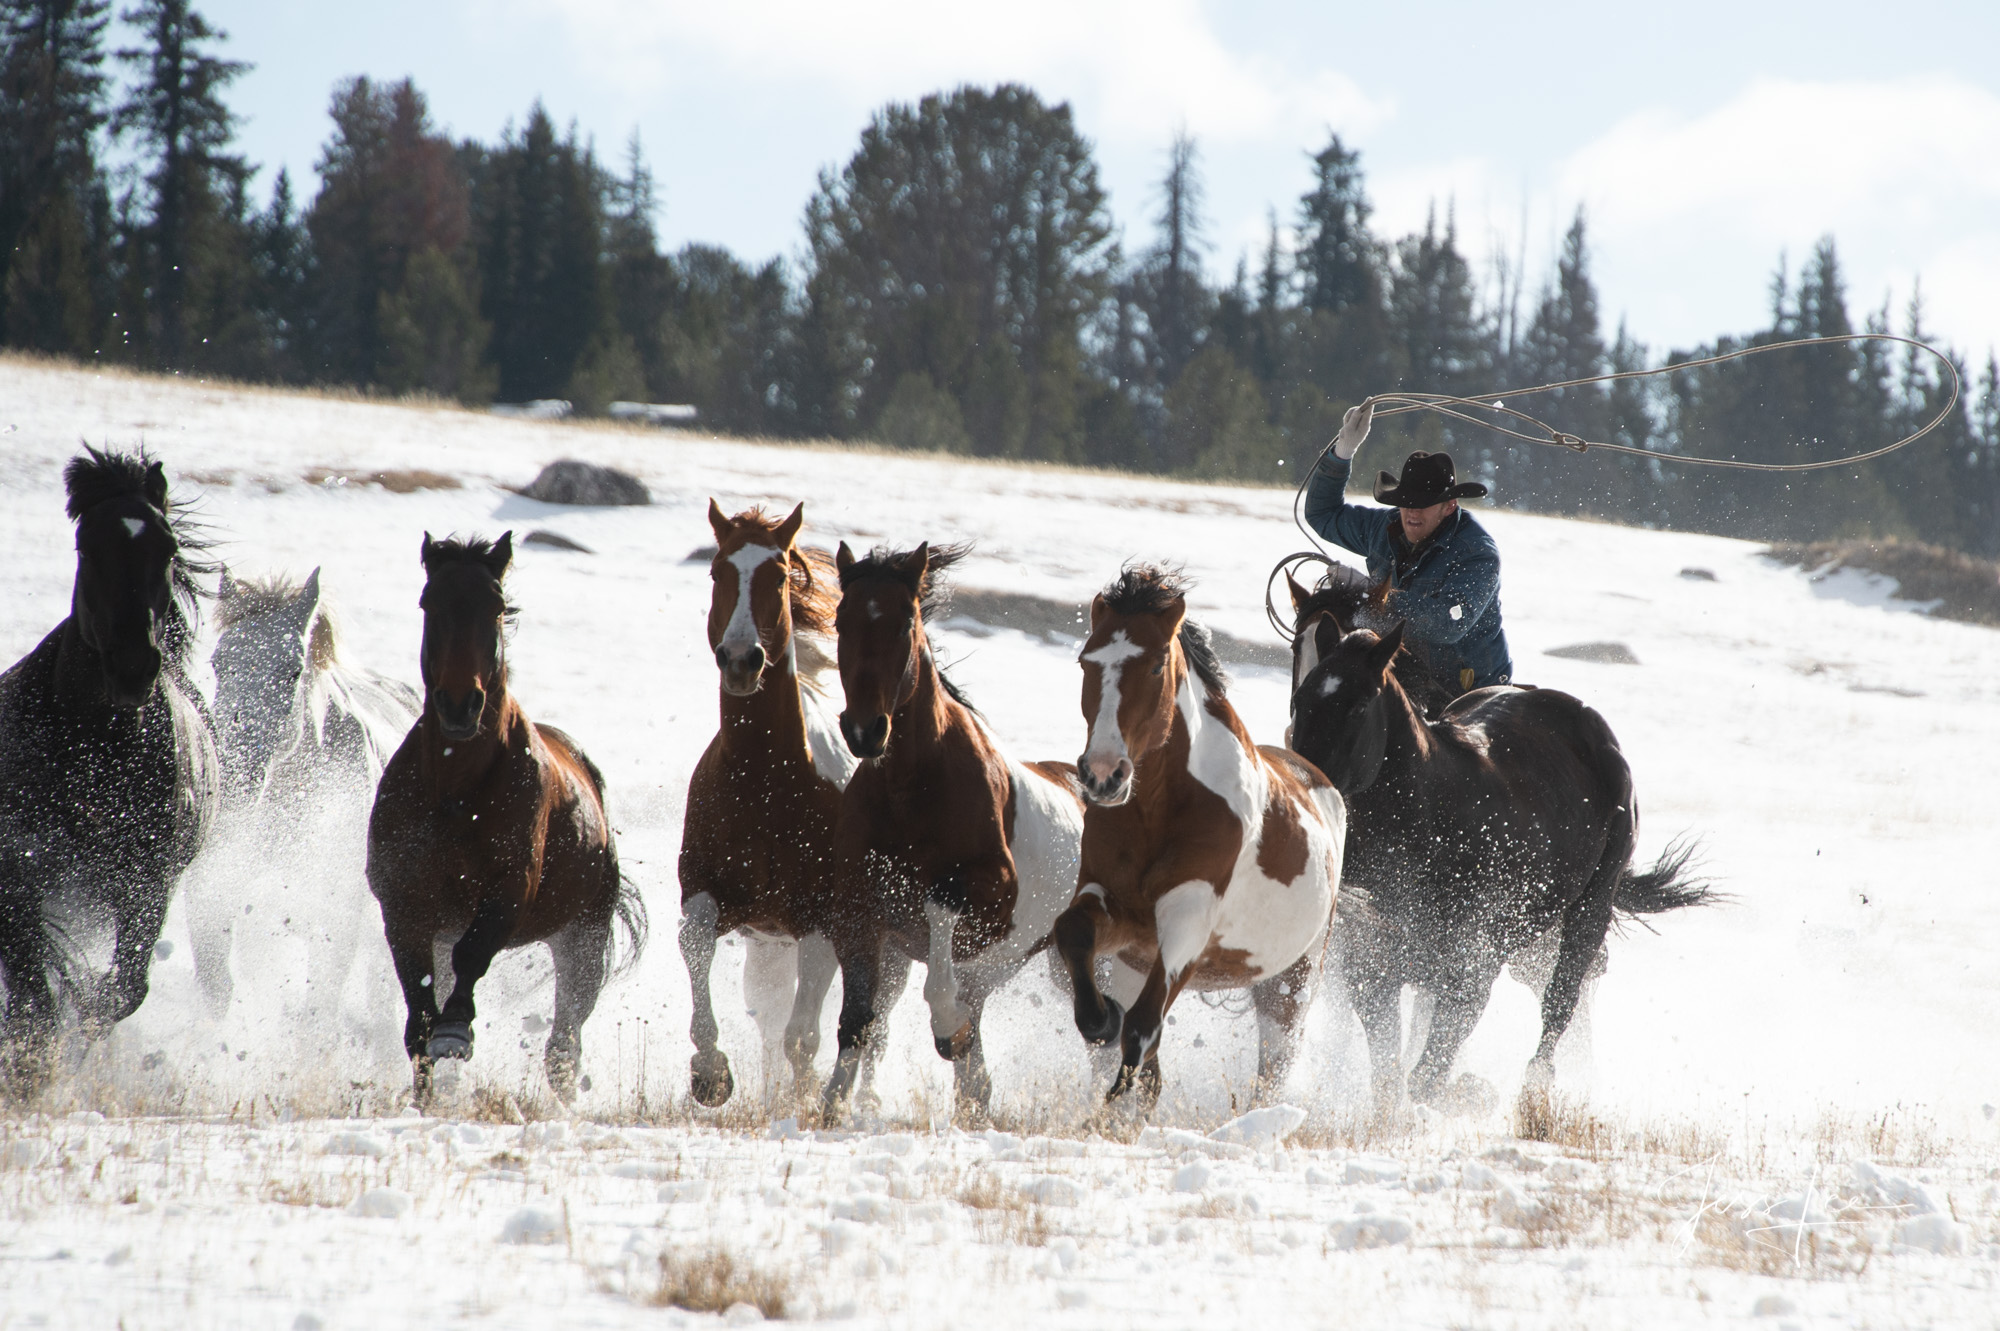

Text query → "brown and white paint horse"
[1053,566,1347,1110]
[678,501,889,1106]
[821,542,1084,1118]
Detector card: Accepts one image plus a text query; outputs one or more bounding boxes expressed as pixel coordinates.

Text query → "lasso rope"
[1267,332,1961,640]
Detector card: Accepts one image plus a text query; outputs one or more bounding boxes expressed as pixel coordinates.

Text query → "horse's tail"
[605,868,650,979]
[1613,836,1713,916]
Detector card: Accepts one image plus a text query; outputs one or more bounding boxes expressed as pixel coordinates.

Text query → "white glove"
[1332,401,1374,460]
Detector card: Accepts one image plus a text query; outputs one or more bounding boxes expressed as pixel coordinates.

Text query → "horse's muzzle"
[1077,753,1133,806]
[714,642,766,697]
[100,644,162,710]
[433,687,485,741]
[841,711,889,759]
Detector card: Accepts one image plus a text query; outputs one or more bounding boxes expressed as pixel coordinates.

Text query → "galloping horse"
[821,542,1084,1118]
[190,568,418,1016]
[1053,565,1346,1110]
[1284,576,1706,1114]
[679,501,870,1107]
[367,533,644,1103]
[0,448,220,1098]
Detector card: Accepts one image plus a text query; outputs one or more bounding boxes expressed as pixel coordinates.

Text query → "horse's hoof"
[1076,996,1125,1047]
[689,1050,734,1108]
[933,1021,974,1062]
[426,1022,473,1061]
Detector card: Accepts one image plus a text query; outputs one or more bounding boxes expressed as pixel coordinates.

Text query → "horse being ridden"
[821,542,1084,1118]
[1284,576,1706,1114]
[0,448,220,1098]
[1054,566,1347,1111]
[367,533,644,1103]
[680,501,869,1107]
[189,567,419,1016]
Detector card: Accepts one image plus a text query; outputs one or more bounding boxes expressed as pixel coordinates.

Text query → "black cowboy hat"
[1373,451,1488,507]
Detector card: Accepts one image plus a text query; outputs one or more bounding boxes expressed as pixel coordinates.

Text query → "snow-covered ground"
[2,357,1997,1328]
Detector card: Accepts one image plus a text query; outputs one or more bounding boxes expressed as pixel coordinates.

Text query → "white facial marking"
[1318,674,1343,698]
[121,516,146,538]
[1082,631,1144,765]
[719,543,780,659]
[1293,623,1322,690]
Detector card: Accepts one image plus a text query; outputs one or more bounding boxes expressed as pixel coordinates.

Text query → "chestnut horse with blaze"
[821,542,1084,1117]
[368,534,644,1104]
[678,501,886,1106]
[1053,566,1347,1108]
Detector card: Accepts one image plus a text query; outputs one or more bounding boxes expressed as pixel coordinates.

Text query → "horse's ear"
[1314,615,1343,661]
[487,531,514,578]
[1370,622,1405,677]
[894,541,930,589]
[142,459,168,512]
[835,541,856,578]
[774,502,805,550]
[1088,593,1110,631]
[706,498,729,542]
[218,564,237,600]
[1159,594,1187,642]
[420,532,436,568]
[294,567,323,624]
[1285,573,1310,614]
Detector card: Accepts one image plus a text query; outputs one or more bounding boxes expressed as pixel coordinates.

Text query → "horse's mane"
[1099,563,1229,700]
[217,573,342,671]
[64,444,214,670]
[1291,568,1393,639]
[840,541,976,710]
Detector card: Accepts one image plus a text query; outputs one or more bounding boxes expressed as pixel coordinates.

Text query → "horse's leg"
[1108,956,1184,1112]
[428,895,520,1061]
[1525,892,1619,1095]
[948,970,1000,1118]
[545,909,610,1104]
[1346,972,1409,1118]
[742,934,798,1100]
[382,913,441,1104]
[853,951,911,1110]
[86,876,171,1039]
[1506,923,1605,1079]
[1052,891,1123,1047]
[0,895,60,1100]
[1250,952,1316,1102]
[822,941,884,1121]
[184,870,236,1019]
[1404,959,1504,1110]
[783,932,839,1091]
[677,890,733,1107]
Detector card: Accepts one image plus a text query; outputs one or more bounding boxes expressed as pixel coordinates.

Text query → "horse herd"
[0,447,1709,1123]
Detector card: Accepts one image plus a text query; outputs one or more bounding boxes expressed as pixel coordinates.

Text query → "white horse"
[187,568,419,1022]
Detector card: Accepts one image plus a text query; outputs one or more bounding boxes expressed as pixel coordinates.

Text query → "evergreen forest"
[4,1,1996,556]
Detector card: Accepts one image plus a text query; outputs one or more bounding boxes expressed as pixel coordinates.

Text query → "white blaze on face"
[1082,631,1143,769]
[719,544,781,660]
[121,516,146,538]
[1292,620,1322,692]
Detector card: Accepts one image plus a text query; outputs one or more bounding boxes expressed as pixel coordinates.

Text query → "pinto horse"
[1284,576,1706,1114]
[1053,566,1346,1110]
[0,448,219,1098]
[679,501,871,1107]
[821,542,1084,1118]
[367,533,644,1103]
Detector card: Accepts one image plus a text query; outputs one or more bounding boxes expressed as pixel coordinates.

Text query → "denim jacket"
[1301,453,1514,692]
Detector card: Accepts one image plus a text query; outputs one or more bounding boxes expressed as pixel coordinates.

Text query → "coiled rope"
[1266,332,1961,640]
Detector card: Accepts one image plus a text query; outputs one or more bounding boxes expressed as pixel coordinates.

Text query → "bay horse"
[679,500,875,1107]
[1283,575,1706,1116]
[1053,565,1347,1111]
[191,567,419,1016]
[821,542,1084,1119]
[367,533,645,1104]
[0,447,220,1099]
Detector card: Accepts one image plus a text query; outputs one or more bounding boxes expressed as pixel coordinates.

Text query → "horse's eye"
[1151,660,1164,676]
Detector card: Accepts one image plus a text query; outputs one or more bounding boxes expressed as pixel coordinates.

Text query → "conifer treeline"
[4,4,1996,555]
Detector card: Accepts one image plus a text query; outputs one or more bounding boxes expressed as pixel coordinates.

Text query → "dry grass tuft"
[1515,1088,1615,1154]
[653,1246,792,1318]
[303,465,461,493]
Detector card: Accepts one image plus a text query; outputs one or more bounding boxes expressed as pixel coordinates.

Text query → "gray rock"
[517,459,649,506]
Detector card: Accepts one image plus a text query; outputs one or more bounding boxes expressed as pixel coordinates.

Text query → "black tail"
[1614,837,1713,915]
[605,870,649,979]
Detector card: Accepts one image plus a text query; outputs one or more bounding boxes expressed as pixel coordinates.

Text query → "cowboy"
[1302,402,1513,706]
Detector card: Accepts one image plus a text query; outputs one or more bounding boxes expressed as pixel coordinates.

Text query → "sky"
[162,1,2000,370]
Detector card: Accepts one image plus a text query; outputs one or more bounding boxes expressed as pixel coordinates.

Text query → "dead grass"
[1766,538,2000,628]
[303,465,461,493]
[1515,1088,1616,1155]
[652,1247,793,1319]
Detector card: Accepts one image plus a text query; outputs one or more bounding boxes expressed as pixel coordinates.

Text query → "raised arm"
[1302,404,1394,557]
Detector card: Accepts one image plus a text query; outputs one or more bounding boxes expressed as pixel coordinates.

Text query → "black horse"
[0,448,220,1099]
[1284,576,1707,1115]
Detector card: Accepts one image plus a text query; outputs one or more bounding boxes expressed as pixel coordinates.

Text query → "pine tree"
[1296,133,1378,315]
[112,0,247,368]
[0,0,111,352]
[1145,131,1210,387]
[1511,209,1609,512]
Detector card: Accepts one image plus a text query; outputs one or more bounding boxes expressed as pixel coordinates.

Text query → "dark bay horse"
[367,533,644,1103]
[0,448,219,1098]
[1053,566,1347,1112]
[680,501,868,1107]
[1284,575,1706,1114]
[821,542,1084,1119]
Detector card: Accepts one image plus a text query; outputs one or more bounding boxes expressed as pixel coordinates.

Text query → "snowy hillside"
[2,357,1997,1329]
